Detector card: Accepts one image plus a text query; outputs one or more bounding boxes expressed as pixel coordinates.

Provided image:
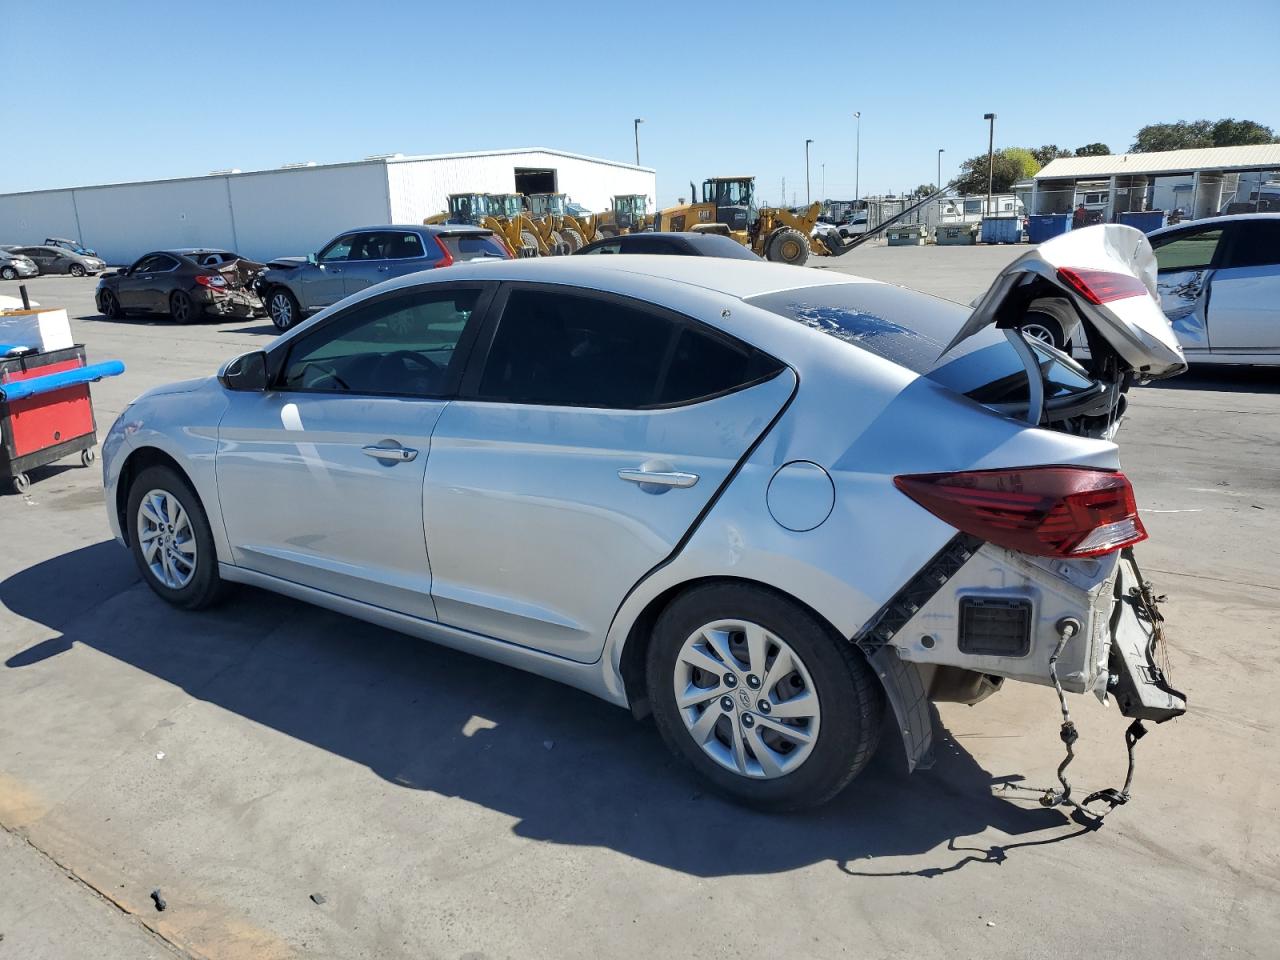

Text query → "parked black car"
[574,231,763,259]
[96,249,266,323]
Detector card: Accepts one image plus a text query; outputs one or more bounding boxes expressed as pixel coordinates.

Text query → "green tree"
[954,149,1040,194]
[911,183,937,198]
[1032,144,1072,166]
[1074,142,1111,156]
[1131,120,1214,152]
[1210,118,1276,146]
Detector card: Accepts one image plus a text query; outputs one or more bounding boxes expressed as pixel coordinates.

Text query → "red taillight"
[893,466,1147,558]
[1057,267,1148,304]
[194,274,227,289]
[432,237,455,269]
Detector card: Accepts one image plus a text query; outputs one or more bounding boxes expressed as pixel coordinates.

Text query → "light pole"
[937,148,945,193]
[853,112,861,204]
[805,139,813,205]
[983,113,996,217]
[633,118,644,166]
[821,162,825,200]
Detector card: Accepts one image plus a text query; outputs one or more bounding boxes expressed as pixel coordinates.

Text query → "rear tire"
[268,287,301,330]
[646,583,883,811]
[170,290,196,324]
[766,228,810,266]
[127,464,225,610]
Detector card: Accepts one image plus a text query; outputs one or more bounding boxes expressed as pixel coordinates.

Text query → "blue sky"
[4,0,1277,207]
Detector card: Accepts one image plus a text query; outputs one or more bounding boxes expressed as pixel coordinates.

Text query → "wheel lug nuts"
[720,695,735,712]
[746,674,761,689]
[722,673,738,688]
[757,699,772,714]
[741,713,755,728]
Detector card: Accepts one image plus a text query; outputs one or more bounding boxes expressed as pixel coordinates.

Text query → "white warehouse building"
[0,148,656,264]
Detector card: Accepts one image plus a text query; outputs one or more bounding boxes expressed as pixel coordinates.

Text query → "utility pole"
[983,113,996,217]
[937,148,945,192]
[853,112,861,205]
[781,176,786,210]
[821,162,825,200]
[805,139,814,205]
[633,118,644,166]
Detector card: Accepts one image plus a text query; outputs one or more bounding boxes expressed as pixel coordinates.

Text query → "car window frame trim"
[263,279,500,401]
[456,280,787,411]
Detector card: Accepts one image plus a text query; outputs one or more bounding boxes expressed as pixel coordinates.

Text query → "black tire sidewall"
[647,584,883,811]
[126,465,222,609]
[69,263,85,277]
[170,291,195,324]
[1023,297,1075,350]
[269,288,299,330]
[0,267,15,281]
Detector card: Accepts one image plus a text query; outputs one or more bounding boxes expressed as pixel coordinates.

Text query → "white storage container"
[0,308,74,353]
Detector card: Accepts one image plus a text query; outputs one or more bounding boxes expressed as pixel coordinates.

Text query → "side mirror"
[219,351,269,392]
[306,253,318,265]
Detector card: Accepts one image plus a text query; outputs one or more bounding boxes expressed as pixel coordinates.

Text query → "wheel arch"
[115,446,200,548]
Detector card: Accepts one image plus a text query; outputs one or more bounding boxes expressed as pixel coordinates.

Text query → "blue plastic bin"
[1117,210,1167,234]
[981,217,1022,244]
[1027,214,1071,244]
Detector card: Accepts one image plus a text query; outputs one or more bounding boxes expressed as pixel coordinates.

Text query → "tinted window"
[1152,228,1223,272]
[1224,220,1280,269]
[281,289,479,397]
[581,241,624,255]
[149,255,180,271]
[348,232,396,261]
[477,290,780,408]
[439,234,509,260]
[318,234,355,262]
[384,232,425,260]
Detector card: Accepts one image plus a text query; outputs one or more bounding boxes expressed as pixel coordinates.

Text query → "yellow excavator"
[424,193,542,257]
[654,177,857,265]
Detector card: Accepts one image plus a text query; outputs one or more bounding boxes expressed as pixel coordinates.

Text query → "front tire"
[99,289,124,319]
[0,266,16,281]
[647,583,883,811]
[766,228,810,266]
[127,465,224,609]
[268,288,301,330]
[69,263,86,277]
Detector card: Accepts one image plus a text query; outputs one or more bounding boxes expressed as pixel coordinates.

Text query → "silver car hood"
[944,224,1187,380]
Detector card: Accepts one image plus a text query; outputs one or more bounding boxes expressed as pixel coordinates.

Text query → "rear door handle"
[362,444,418,463]
[618,468,699,488]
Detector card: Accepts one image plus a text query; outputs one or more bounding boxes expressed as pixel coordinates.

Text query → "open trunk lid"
[943,224,1187,380]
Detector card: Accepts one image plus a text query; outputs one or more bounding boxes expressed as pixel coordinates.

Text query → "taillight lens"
[1057,267,1148,304]
[195,274,227,289]
[432,237,456,269]
[893,466,1147,558]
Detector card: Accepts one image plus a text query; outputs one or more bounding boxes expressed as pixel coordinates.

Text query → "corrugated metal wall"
[1,151,654,264]
[386,150,656,223]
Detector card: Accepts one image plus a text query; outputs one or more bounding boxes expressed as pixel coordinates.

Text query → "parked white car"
[1148,213,1280,364]
[102,226,1187,810]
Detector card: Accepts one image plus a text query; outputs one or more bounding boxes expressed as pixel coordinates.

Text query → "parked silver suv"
[256,224,509,331]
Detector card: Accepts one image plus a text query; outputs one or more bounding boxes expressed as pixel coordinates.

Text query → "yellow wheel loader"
[526,193,590,254]
[424,193,543,257]
[654,177,858,266]
[487,193,548,257]
[592,194,651,239]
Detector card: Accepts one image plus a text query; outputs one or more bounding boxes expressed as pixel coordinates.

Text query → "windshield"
[528,195,566,216]
[448,195,488,221]
[490,195,523,218]
[746,282,1094,403]
[702,179,754,207]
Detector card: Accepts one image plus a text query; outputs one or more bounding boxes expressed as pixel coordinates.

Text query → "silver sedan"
[102,227,1189,809]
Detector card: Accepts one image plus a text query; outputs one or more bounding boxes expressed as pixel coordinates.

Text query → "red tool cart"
[0,345,124,494]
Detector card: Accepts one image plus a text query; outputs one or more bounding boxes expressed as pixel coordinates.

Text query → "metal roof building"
[1030,144,1280,220]
[0,148,656,264]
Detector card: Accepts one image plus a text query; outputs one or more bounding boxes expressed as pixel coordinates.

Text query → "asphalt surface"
[1,248,1277,959]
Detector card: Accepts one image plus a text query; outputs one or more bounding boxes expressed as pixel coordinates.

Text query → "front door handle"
[378,265,391,272]
[618,468,699,488]
[363,444,418,463]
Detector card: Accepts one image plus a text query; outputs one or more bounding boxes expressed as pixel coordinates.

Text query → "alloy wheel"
[1019,321,1058,346]
[672,619,821,779]
[270,292,293,329]
[136,489,198,589]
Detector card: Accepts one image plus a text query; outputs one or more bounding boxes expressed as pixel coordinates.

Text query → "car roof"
[340,224,490,235]
[369,252,868,301]
[1148,212,1280,239]
[172,247,237,255]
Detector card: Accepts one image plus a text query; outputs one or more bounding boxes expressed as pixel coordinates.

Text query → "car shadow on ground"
[1144,366,1280,394]
[3,541,1092,879]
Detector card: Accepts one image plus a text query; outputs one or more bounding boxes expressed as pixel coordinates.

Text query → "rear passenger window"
[476,290,781,409]
[1224,221,1280,269]
[1153,228,1223,272]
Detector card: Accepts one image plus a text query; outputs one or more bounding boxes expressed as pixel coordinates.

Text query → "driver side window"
[279,288,481,398]
[318,234,355,263]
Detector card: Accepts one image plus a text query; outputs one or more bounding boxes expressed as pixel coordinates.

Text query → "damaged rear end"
[865,225,1186,810]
